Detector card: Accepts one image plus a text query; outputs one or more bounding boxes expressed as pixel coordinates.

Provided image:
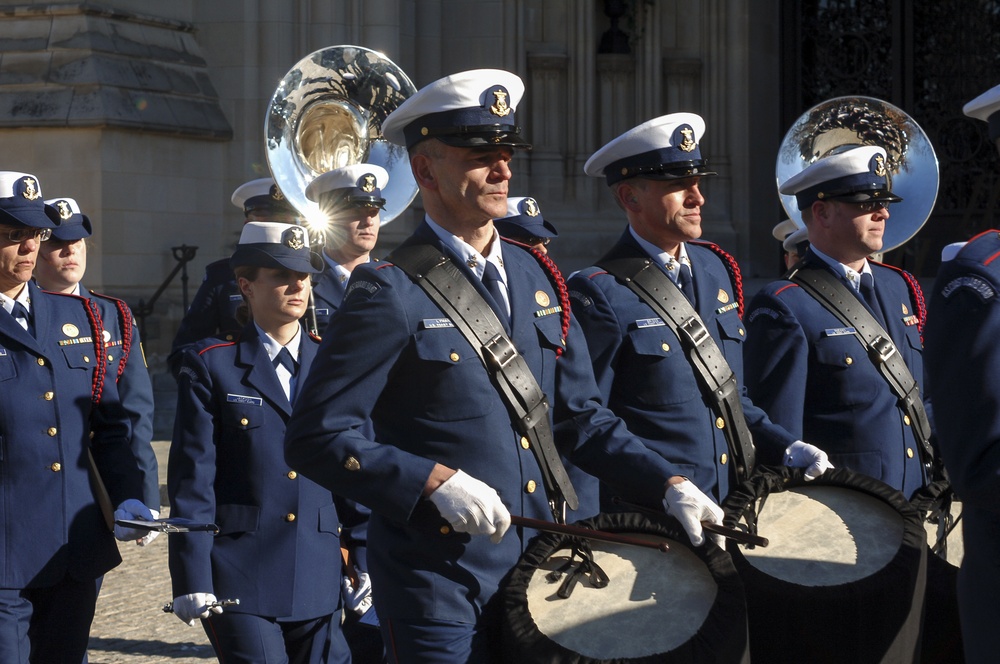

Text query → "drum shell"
[722,466,927,664]
[500,511,749,664]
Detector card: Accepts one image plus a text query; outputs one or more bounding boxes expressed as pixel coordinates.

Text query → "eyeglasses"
[526,237,551,247]
[849,201,891,213]
[6,228,51,243]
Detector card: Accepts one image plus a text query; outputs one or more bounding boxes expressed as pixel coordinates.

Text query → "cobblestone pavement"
[88,440,215,663]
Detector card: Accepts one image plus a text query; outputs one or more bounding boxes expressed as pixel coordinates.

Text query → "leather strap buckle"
[482,333,518,371]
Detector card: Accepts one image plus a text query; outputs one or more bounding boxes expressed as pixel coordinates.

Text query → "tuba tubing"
[775,96,940,252]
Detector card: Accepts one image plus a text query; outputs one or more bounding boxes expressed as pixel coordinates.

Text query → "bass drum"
[722,466,927,664]
[501,511,749,663]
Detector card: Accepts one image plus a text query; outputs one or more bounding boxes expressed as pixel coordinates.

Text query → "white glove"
[113,498,156,541]
[662,480,725,548]
[137,508,160,546]
[342,567,374,616]
[428,470,511,543]
[784,441,834,480]
[171,592,223,626]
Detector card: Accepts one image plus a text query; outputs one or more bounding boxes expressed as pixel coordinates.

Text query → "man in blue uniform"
[169,177,301,375]
[494,196,559,255]
[743,145,930,500]
[0,171,153,662]
[569,113,831,516]
[35,196,160,532]
[924,83,1000,664]
[168,221,350,663]
[305,163,387,333]
[284,70,721,663]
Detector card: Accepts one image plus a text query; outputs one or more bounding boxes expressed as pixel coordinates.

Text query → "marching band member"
[924,82,1000,664]
[284,69,720,663]
[167,221,350,663]
[568,113,831,521]
[0,171,151,662]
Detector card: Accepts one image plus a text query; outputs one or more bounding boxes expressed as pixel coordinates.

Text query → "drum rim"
[501,511,749,664]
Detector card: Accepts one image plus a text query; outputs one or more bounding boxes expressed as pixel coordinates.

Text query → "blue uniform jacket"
[743,252,928,499]
[86,287,159,509]
[168,325,343,620]
[169,258,242,376]
[0,281,141,588]
[310,263,346,334]
[568,230,795,505]
[284,222,677,625]
[925,233,1000,511]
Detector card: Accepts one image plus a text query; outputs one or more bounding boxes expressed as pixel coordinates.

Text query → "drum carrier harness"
[389,243,579,524]
[786,263,954,552]
[597,255,756,482]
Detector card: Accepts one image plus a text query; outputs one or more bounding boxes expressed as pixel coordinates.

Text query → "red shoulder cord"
[80,297,109,407]
[111,299,133,380]
[502,238,571,358]
[690,240,745,318]
[872,260,927,342]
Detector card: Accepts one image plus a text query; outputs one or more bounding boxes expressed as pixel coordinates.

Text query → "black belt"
[389,244,578,519]
[598,257,756,480]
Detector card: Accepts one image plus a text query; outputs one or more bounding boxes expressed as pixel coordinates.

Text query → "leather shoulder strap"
[598,255,756,479]
[389,243,578,516]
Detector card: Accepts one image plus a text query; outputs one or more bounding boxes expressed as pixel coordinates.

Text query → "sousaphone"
[265,45,418,233]
[776,96,940,251]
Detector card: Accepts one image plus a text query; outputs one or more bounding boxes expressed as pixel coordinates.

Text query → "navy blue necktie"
[678,262,697,307]
[273,347,298,376]
[11,302,33,336]
[859,273,887,329]
[482,262,509,323]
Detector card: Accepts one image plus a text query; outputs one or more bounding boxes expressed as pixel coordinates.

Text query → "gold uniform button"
[344,456,361,471]
[43,392,53,400]
[903,415,911,426]
[37,357,45,366]
[47,427,57,437]
[83,356,90,363]
[240,417,249,426]
[661,342,670,352]
[845,356,853,366]
[89,431,95,439]
[449,352,460,362]
[50,462,61,472]
[440,525,451,535]
[525,480,537,493]
[720,453,728,465]
[715,417,725,429]
[287,471,297,480]
[285,513,296,522]
[337,525,342,535]
[907,448,914,458]
[738,328,745,337]
[225,334,234,341]
[520,436,530,449]
[107,354,114,362]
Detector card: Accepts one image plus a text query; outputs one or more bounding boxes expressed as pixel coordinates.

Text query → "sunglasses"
[7,227,51,243]
[526,237,551,247]
[846,200,892,213]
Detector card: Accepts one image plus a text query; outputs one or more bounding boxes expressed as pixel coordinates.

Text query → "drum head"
[527,537,716,658]
[741,485,904,586]
[502,511,749,664]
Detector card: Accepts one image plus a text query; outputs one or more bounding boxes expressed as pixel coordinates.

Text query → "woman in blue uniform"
[167,221,350,664]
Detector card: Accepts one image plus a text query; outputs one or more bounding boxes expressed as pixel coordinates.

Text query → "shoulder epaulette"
[502,238,570,358]
[872,260,927,339]
[690,240,744,318]
[198,340,237,355]
[88,290,134,379]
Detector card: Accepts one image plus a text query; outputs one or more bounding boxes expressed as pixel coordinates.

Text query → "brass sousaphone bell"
[265,45,419,234]
[776,96,940,252]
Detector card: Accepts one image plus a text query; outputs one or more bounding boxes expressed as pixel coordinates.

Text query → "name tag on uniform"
[635,317,665,329]
[228,294,242,301]
[421,318,454,329]
[227,394,262,406]
[315,308,330,316]
[822,327,856,337]
[0,347,6,356]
